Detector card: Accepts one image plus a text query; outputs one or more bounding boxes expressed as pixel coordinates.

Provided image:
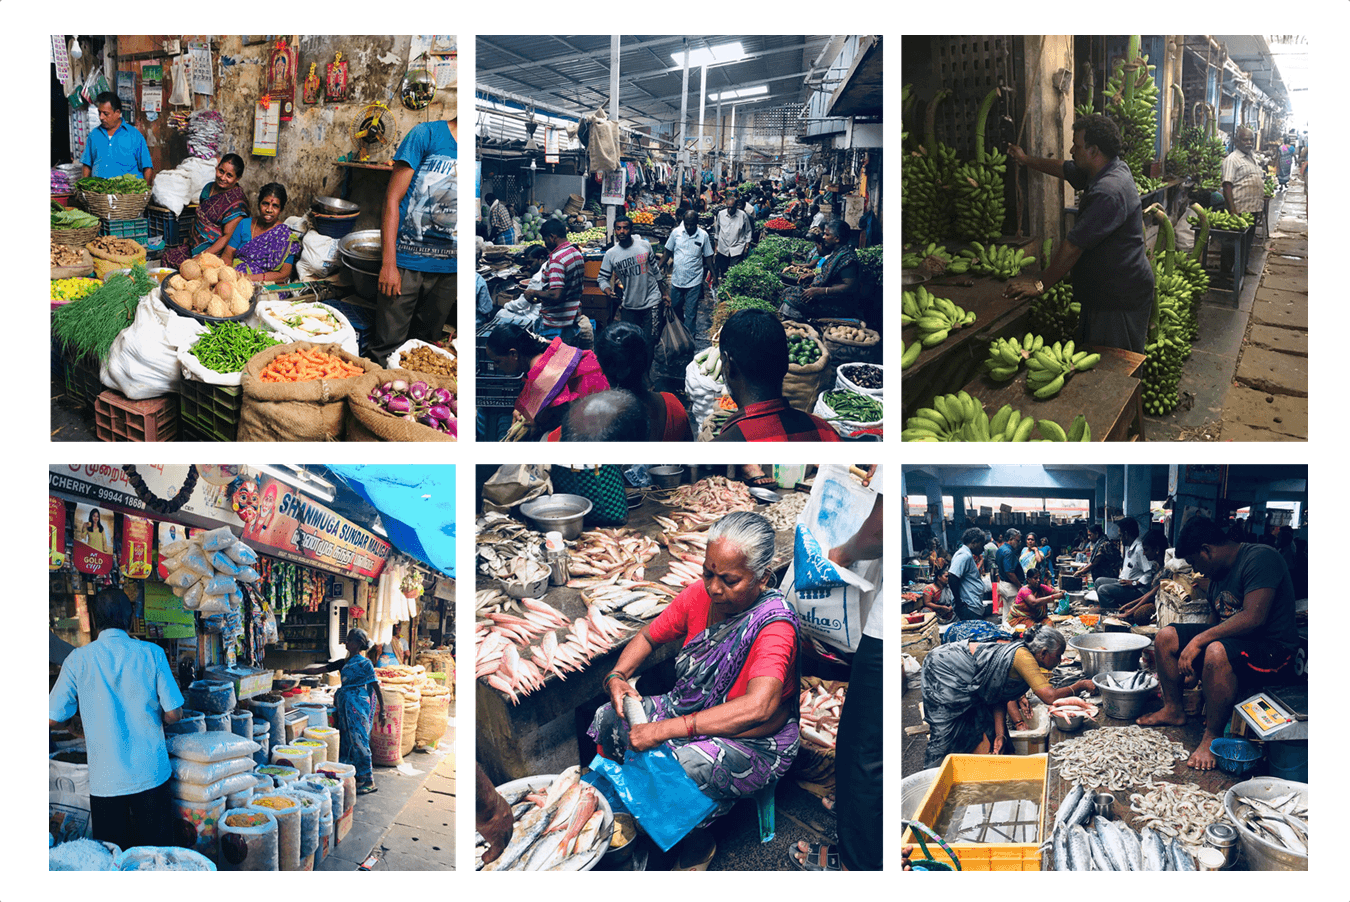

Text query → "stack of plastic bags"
[187,110,226,160]
[166,731,260,865]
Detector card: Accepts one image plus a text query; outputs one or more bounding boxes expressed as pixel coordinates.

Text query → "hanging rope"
[122,465,199,515]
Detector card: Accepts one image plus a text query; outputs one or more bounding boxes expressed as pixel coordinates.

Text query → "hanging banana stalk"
[902,90,959,246]
[1029,237,1080,345]
[1141,204,1192,415]
[1106,36,1162,194]
[953,86,1008,242]
[1075,61,1096,118]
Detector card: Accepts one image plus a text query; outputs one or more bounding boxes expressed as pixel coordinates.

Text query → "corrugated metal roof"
[477,35,831,127]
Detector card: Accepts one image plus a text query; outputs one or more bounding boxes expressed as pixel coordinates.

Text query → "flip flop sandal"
[790,841,841,872]
[357,783,378,795]
[743,475,776,489]
[821,793,836,812]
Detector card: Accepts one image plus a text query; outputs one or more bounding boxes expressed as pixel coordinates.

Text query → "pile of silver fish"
[1128,781,1225,847]
[1231,790,1308,856]
[1099,671,1157,691]
[761,491,809,531]
[1051,783,1195,870]
[478,767,610,871]
[1051,726,1188,792]
[565,528,662,583]
[477,512,551,584]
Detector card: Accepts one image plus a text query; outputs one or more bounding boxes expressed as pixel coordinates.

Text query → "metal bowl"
[749,486,782,504]
[1223,777,1308,871]
[1068,632,1152,679]
[1051,710,1090,732]
[488,775,613,871]
[518,494,593,540]
[342,257,381,301]
[312,195,359,216]
[606,813,638,866]
[338,229,384,261]
[648,465,684,489]
[1092,670,1158,720]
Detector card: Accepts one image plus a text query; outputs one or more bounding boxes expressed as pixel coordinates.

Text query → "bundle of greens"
[720,260,780,301]
[76,175,150,194]
[51,208,100,230]
[52,263,156,362]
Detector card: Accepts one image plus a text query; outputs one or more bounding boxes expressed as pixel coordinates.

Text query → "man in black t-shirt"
[1138,517,1299,770]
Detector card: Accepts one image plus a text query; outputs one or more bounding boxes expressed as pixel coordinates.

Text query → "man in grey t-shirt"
[598,215,666,350]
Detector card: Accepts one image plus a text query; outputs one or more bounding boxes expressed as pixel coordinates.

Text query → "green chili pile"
[52,263,156,362]
[189,322,282,373]
[823,390,883,422]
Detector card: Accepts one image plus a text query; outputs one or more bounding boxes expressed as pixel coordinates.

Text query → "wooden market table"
[964,346,1146,442]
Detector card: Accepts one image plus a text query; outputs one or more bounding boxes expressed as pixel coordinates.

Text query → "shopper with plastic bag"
[49,588,185,850]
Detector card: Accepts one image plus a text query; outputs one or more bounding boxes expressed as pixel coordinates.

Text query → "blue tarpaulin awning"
[325,465,456,577]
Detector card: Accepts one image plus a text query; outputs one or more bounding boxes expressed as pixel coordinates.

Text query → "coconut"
[229,293,249,316]
[234,278,255,302]
[214,280,235,301]
[217,266,238,284]
[193,288,215,312]
[179,259,203,281]
[204,267,221,286]
[197,252,225,269]
[167,274,188,291]
[206,296,229,318]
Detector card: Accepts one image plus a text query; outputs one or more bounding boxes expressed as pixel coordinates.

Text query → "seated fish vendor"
[1137,517,1300,770]
[484,322,609,441]
[920,625,1096,768]
[1096,518,1154,609]
[1113,529,1169,625]
[589,511,800,810]
[919,569,954,622]
[1069,523,1122,582]
[1008,567,1062,629]
[221,182,300,283]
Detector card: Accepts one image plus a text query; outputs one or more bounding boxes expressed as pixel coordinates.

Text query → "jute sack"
[415,692,450,750]
[399,699,421,758]
[345,368,457,442]
[818,320,880,390]
[237,341,379,442]
[781,323,830,413]
[370,687,405,766]
[52,249,95,280]
[87,239,146,279]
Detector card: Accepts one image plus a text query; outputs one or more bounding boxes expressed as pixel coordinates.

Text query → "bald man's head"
[560,389,647,442]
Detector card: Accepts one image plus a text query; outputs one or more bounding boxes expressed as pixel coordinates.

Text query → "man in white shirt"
[49,588,185,850]
[714,197,753,279]
[662,210,714,340]
[1098,517,1156,608]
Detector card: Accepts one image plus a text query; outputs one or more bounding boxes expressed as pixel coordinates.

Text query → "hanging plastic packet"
[226,542,259,566]
[200,526,238,552]
[211,551,245,578]
[586,751,716,852]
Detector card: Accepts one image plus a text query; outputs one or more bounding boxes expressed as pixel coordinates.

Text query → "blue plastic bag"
[586,751,716,852]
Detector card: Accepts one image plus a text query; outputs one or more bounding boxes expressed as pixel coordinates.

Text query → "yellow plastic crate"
[902,753,1048,871]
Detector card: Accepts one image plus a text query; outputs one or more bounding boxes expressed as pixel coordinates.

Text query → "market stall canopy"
[477,35,830,127]
[1212,35,1305,113]
[325,465,456,577]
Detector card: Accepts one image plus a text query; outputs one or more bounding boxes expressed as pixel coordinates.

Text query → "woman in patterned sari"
[484,323,609,440]
[222,182,301,283]
[782,219,860,321]
[161,154,248,268]
[590,511,800,808]
[301,628,384,794]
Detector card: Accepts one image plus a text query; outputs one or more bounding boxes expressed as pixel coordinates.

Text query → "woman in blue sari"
[302,628,385,794]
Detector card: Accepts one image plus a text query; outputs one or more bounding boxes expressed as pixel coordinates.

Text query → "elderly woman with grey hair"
[589,510,801,802]
[300,627,385,794]
[919,625,1096,768]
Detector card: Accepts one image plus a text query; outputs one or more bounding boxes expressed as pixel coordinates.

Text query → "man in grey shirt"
[598,215,666,350]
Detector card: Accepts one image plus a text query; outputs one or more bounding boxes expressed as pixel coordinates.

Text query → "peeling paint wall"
[112,35,455,229]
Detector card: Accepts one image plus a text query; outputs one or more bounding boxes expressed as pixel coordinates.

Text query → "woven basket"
[81,190,150,221]
[52,225,101,246]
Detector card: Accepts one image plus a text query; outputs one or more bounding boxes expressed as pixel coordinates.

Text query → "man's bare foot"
[1188,736,1218,770]
[1137,704,1187,727]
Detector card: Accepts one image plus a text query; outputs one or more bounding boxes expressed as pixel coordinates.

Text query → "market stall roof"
[902,464,1308,502]
[324,466,456,577]
[825,35,883,118]
[1211,34,1301,111]
[477,35,830,128]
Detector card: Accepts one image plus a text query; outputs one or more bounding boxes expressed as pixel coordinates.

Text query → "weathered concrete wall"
[112,35,455,229]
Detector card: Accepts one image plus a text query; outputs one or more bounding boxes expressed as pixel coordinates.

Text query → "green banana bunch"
[1264,174,1276,198]
[1171,125,1225,189]
[1188,210,1253,231]
[902,90,959,246]
[1025,338,1101,400]
[1140,205,1194,416]
[903,391,997,441]
[952,87,1007,242]
[903,286,976,347]
[900,242,952,271]
[983,332,1040,381]
[1034,414,1093,442]
[1104,37,1160,195]
[901,338,921,370]
[957,241,1035,280]
[1029,238,1079,344]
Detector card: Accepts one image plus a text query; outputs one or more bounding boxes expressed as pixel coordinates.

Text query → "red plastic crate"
[93,390,179,442]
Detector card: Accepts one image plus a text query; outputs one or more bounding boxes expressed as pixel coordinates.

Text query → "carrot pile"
[717,394,738,410]
[258,348,365,383]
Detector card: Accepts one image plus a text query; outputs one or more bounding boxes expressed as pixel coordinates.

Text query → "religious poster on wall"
[325,52,349,103]
[302,62,322,105]
[120,514,154,579]
[265,38,297,121]
[50,496,67,570]
[73,502,115,576]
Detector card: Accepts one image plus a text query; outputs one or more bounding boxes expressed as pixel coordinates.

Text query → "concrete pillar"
[900,469,912,560]
[1123,465,1153,535]
[1105,466,1125,519]
[1168,464,1221,546]
[1021,36,1075,242]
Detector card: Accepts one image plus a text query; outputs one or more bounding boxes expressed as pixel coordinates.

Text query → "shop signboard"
[242,475,390,580]
[49,465,237,525]
[50,496,67,570]
[120,514,155,579]
[72,502,114,576]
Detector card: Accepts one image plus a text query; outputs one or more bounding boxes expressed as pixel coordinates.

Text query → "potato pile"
[164,252,254,318]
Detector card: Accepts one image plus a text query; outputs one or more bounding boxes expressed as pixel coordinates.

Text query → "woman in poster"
[82,508,109,552]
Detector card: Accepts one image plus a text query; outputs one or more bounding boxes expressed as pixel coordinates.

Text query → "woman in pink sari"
[484,323,609,440]
[162,154,248,269]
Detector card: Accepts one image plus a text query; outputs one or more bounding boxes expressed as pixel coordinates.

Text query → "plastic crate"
[60,350,104,412]
[178,378,242,442]
[93,390,178,442]
[98,217,150,244]
[146,204,197,246]
[901,753,1047,871]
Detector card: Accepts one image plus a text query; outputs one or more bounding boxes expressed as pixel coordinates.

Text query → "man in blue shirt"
[80,92,153,182]
[375,117,457,362]
[948,528,989,621]
[49,588,184,850]
[996,528,1025,615]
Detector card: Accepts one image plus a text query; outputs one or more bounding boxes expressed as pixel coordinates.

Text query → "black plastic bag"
[652,302,694,381]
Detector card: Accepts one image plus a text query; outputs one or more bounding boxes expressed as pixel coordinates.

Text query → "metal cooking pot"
[518,494,593,540]
[312,195,360,216]
[1068,632,1152,678]
[338,229,384,261]
[1091,670,1157,719]
[1223,778,1308,871]
[343,257,380,301]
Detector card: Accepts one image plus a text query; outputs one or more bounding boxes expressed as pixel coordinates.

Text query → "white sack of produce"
[167,731,260,764]
[100,290,206,400]
[114,846,217,870]
[181,157,219,198]
[684,351,724,436]
[387,337,455,372]
[169,771,260,803]
[256,300,358,357]
[813,390,883,438]
[296,230,340,281]
[217,808,278,871]
[170,754,254,786]
[151,170,193,216]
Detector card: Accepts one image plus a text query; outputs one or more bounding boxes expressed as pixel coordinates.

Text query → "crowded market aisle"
[49,465,457,871]
[474,36,883,442]
[901,35,1308,442]
[474,464,883,871]
[50,36,459,442]
[898,464,1308,871]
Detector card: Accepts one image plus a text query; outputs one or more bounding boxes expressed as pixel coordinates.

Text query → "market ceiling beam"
[480,71,659,125]
[478,36,637,111]
[478,35,694,77]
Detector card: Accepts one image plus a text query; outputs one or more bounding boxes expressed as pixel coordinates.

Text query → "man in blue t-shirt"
[995,528,1025,614]
[948,528,989,621]
[81,92,153,182]
[375,117,457,362]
